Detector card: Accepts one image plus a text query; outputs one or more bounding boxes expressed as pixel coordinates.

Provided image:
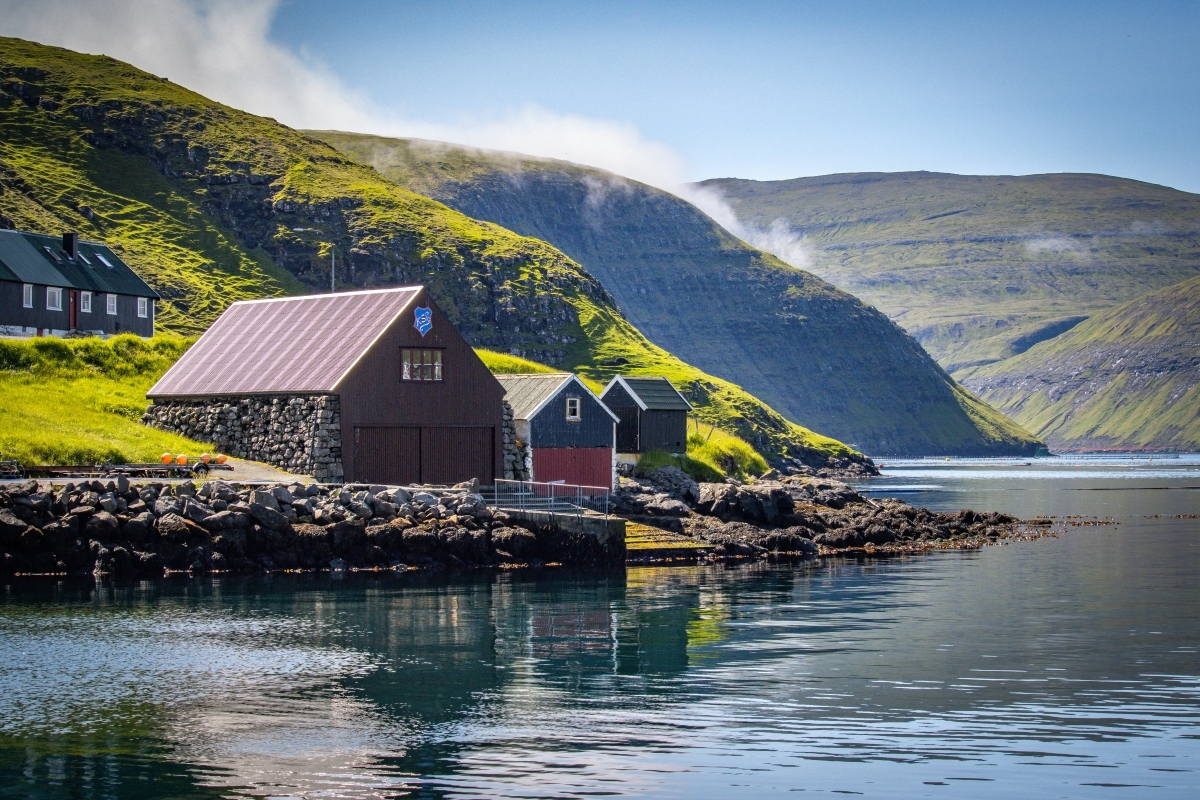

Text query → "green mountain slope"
[0,38,859,469]
[703,172,1200,373]
[313,132,1040,457]
[962,275,1200,451]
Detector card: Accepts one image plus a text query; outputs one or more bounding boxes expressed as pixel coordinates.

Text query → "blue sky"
[264,0,1200,190]
[2,0,1197,192]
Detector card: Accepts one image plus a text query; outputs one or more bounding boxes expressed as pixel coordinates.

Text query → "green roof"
[607,376,693,411]
[0,230,159,298]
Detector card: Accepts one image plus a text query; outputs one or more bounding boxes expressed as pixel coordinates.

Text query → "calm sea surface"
[2,456,1198,799]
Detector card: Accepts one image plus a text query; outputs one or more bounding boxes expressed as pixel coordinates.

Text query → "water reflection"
[2,458,1198,798]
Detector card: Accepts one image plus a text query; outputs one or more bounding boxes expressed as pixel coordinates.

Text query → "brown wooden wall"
[337,289,505,484]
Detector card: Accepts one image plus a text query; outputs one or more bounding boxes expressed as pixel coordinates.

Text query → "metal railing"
[491,479,610,519]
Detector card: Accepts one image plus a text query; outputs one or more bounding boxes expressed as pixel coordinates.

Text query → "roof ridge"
[229,286,424,305]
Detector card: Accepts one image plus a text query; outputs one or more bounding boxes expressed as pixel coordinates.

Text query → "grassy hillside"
[0,38,860,469]
[313,132,1041,457]
[704,172,1200,373]
[0,335,209,464]
[963,275,1200,451]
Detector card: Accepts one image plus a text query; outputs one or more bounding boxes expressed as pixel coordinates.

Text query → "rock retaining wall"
[501,400,532,481]
[143,395,343,482]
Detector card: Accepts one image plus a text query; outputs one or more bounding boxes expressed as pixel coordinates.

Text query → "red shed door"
[532,448,613,489]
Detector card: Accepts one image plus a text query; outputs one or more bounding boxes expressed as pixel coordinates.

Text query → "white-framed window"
[106,293,118,315]
[566,396,581,421]
[137,297,148,318]
[22,283,33,308]
[400,348,443,381]
[80,291,92,313]
[46,286,62,311]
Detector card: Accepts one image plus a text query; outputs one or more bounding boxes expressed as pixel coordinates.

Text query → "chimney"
[62,232,78,259]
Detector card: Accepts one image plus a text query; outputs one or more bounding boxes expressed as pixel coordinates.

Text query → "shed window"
[401,348,443,381]
[77,252,91,266]
[566,396,581,421]
[95,253,113,268]
[106,294,118,315]
[42,246,63,262]
[22,284,33,308]
[80,291,92,313]
[137,297,148,318]
[46,286,62,311]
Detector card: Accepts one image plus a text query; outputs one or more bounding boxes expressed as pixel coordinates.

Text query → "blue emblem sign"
[414,306,433,337]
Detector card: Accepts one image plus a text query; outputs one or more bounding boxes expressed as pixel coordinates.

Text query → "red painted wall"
[532,448,613,489]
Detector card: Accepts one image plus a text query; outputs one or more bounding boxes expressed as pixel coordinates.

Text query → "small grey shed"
[599,375,693,455]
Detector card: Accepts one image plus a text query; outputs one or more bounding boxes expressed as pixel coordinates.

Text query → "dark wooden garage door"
[354,426,421,485]
[421,427,495,485]
[354,426,494,485]
[533,447,613,489]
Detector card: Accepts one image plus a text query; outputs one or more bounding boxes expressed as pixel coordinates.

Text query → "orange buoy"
[161,453,174,464]
[201,453,212,463]
[215,454,228,464]
[176,454,188,465]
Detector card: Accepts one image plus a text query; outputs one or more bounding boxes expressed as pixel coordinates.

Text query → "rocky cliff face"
[315,133,1042,457]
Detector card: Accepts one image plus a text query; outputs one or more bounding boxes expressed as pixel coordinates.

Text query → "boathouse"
[145,287,505,485]
[0,230,158,337]
[496,373,618,489]
[599,376,693,456]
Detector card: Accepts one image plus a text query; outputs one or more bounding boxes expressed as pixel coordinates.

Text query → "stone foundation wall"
[501,400,532,481]
[143,395,343,482]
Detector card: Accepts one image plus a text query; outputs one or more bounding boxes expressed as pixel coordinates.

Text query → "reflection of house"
[496,373,618,489]
[599,376,692,458]
[148,287,504,485]
[0,230,158,337]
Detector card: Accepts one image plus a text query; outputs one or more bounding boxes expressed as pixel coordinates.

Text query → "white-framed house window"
[566,396,581,421]
[80,291,92,313]
[106,294,118,315]
[137,297,148,318]
[46,286,62,311]
[22,283,33,308]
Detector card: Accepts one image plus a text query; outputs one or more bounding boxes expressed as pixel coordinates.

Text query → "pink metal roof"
[148,287,422,397]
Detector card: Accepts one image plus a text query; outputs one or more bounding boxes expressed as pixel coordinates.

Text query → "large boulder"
[201,510,253,532]
[84,510,120,539]
[644,466,700,504]
[247,502,291,532]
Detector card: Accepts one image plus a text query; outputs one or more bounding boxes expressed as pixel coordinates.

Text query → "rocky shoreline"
[0,468,1037,579]
[615,467,1032,558]
[0,479,621,578]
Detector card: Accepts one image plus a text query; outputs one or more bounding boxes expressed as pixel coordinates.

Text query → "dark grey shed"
[0,230,159,337]
[599,376,693,454]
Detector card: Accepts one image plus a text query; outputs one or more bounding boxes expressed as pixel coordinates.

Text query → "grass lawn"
[0,335,209,465]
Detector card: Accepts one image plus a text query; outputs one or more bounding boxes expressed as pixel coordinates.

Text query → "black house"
[599,375,693,456]
[497,373,618,488]
[0,230,159,338]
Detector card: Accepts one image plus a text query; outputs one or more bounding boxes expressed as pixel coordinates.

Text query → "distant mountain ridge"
[706,171,1200,451]
[703,171,1200,371]
[964,274,1200,451]
[314,132,1041,457]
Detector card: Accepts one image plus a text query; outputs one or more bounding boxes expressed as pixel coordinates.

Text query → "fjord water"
[2,458,1198,799]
